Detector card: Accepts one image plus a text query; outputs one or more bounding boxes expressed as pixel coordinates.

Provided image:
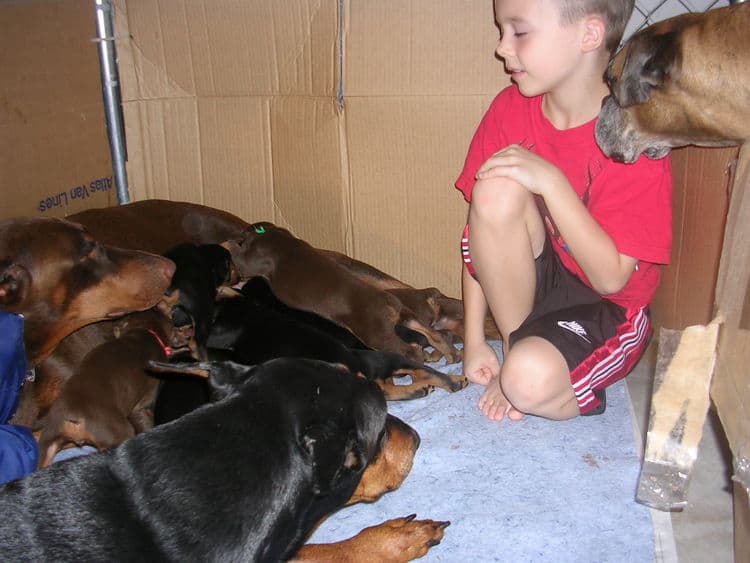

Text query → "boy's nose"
[496,37,512,59]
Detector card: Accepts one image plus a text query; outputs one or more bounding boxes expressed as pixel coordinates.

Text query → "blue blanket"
[309,341,654,562]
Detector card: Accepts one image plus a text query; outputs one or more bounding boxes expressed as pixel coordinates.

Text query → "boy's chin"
[513,80,542,98]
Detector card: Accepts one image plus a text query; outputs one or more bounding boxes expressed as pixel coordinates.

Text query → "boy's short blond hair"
[558,0,635,54]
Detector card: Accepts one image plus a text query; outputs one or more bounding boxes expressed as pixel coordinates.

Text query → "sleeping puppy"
[154,277,467,425]
[0,358,447,562]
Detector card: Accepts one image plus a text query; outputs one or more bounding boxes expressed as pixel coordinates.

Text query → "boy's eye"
[514,32,527,37]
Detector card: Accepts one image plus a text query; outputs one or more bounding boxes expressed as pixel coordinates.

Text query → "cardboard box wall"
[114,0,507,298]
[0,0,116,218]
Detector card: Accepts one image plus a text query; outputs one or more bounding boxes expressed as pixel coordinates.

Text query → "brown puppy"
[68,199,250,254]
[322,248,501,341]
[35,309,178,468]
[595,3,750,163]
[15,322,119,427]
[223,222,461,363]
[0,217,174,368]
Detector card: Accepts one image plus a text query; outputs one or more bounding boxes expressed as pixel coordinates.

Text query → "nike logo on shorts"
[557,320,591,343]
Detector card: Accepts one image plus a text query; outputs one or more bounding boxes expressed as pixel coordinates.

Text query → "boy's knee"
[500,339,568,413]
[470,176,528,225]
[499,365,541,413]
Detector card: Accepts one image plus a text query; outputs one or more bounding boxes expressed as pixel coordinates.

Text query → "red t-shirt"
[456,85,672,309]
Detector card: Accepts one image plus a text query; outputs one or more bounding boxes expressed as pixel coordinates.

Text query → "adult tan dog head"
[595,3,750,163]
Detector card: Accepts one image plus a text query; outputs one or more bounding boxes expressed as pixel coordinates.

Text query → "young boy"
[456,0,672,421]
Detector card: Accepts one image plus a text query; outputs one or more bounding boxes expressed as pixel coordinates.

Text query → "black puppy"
[208,278,467,399]
[160,243,237,360]
[155,278,467,424]
[152,243,236,424]
[0,358,446,561]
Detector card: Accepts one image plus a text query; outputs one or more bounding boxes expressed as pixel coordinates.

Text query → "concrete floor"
[625,348,735,563]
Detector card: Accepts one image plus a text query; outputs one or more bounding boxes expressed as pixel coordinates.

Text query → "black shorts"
[508,238,652,414]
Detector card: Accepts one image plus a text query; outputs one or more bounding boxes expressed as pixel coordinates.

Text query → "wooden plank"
[712,143,750,490]
[637,321,720,511]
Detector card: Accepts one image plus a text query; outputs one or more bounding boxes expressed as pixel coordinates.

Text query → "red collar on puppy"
[147,328,172,357]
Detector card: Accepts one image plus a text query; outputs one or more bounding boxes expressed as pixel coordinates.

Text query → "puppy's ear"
[300,425,365,495]
[206,360,256,401]
[0,264,31,307]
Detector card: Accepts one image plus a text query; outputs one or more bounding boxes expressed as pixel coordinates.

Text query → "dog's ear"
[616,31,680,107]
[0,263,31,307]
[299,424,366,495]
[640,32,679,89]
[206,360,256,400]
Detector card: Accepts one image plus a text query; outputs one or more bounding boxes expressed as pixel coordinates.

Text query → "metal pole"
[94,0,129,205]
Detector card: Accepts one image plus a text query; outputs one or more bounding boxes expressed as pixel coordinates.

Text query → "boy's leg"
[467,176,547,420]
[468,177,546,339]
[500,298,650,420]
[493,336,579,420]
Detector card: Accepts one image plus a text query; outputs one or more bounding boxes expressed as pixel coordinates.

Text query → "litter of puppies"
[0,203,464,560]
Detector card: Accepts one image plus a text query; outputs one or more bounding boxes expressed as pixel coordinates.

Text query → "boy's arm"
[541,179,637,295]
[476,146,637,295]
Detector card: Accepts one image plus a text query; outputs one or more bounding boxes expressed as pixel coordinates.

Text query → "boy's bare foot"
[478,375,525,421]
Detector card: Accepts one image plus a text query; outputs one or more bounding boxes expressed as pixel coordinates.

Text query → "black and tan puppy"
[595,3,750,162]
[160,242,238,360]
[210,277,467,397]
[154,278,467,424]
[0,358,447,562]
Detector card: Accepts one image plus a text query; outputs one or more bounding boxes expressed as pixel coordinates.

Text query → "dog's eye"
[79,239,98,261]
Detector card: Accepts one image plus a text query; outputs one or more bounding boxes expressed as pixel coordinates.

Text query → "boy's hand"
[475,144,565,197]
[463,340,501,386]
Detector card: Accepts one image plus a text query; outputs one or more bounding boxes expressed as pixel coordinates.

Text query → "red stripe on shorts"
[461,224,476,278]
[571,307,651,414]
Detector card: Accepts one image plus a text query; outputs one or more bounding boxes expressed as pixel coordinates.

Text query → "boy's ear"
[581,15,606,53]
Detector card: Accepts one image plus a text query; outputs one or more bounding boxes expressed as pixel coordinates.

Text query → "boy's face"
[494,0,586,97]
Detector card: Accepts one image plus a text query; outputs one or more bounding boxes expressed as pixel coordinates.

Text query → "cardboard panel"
[198,97,275,220]
[271,96,347,251]
[344,0,503,96]
[650,146,734,330]
[123,98,202,201]
[346,95,500,296]
[0,0,114,220]
[121,0,338,98]
[123,96,277,222]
